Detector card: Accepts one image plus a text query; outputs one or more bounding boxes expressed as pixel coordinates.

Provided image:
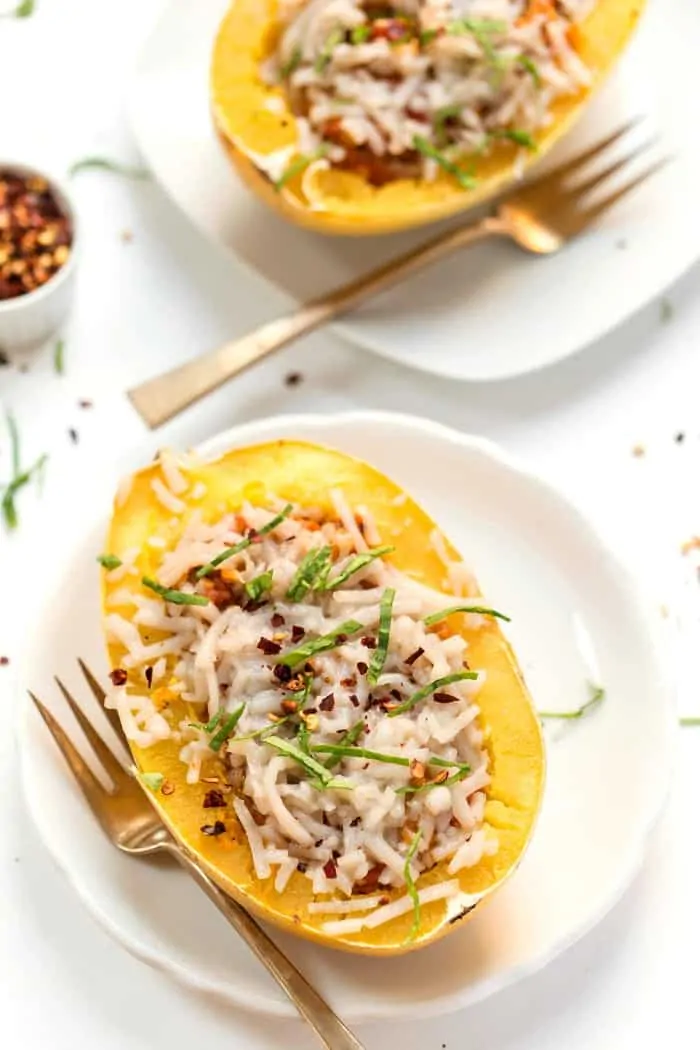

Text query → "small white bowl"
[0,161,78,355]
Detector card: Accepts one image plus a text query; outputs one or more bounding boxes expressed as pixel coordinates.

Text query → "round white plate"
[127,0,699,381]
[17,412,675,1022]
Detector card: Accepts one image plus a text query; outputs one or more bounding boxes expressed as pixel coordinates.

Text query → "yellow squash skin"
[210,0,645,236]
[103,441,544,954]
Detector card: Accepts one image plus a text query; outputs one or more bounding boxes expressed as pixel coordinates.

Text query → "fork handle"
[169,845,365,1049]
[128,215,508,429]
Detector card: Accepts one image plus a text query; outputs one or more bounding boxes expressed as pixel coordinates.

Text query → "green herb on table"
[69,156,150,179]
[246,570,274,601]
[96,554,122,570]
[286,546,333,600]
[275,619,364,668]
[388,670,479,717]
[367,587,395,684]
[660,297,673,323]
[403,830,422,943]
[680,716,700,726]
[1,412,48,530]
[274,147,329,192]
[413,136,476,190]
[1,0,36,17]
[322,546,394,591]
[142,576,210,606]
[424,603,510,626]
[539,681,606,720]
[53,338,65,375]
[209,705,246,751]
[196,504,293,577]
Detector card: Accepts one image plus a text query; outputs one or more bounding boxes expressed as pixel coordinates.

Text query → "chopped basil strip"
[139,771,164,792]
[413,136,476,190]
[396,766,471,795]
[142,576,210,606]
[54,339,65,375]
[2,413,48,531]
[296,718,311,754]
[3,0,35,18]
[274,147,328,191]
[495,128,537,151]
[539,682,606,721]
[404,830,422,943]
[266,735,336,785]
[680,716,700,727]
[311,743,467,772]
[245,570,274,601]
[205,709,225,733]
[367,588,395,684]
[351,24,371,43]
[97,553,122,570]
[314,26,344,72]
[420,28,438,45]
[388,670,478,717]
[280,46,302,78]
[276,619,364,668]
[209,705,245,751]
[196,504,293,577]
[286,545,333,600]
[69,156,150,178]
[324,720,365,768]
[322,545,394,591]
[424,604,510,626]
[517,54,541,86]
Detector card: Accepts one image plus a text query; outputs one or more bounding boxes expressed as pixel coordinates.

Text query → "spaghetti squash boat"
[211,0,645,235]
[101,441,544,954]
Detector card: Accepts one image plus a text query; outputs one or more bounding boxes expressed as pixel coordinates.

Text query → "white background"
[2,2,700,1048]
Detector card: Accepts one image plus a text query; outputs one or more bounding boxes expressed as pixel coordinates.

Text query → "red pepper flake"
[284,371,303,387]
[0,655,9,666]
[161,780,175,796]
[78,398,93,409]
[405,647,424,666]
[323,859,337,879]
[200,821,226,836]
[433,692,459,704]
[257,636,282,655]
[335,634,348,646]
[271,612,285,628]
[304,662,315,674]
[272,664,293,685]
[291,625,305,643]
[297,861,308,874]
[144,666,153,689]
[340,676,356,688]
[390,688,402,701]
[349,693,359,707]
[356,661,368,676]
[281,698,299,715]
[319,693,335,712]
[361,636,377,648]
[109,668,127,686]
[203,789,226,808]
[350,816,361,827]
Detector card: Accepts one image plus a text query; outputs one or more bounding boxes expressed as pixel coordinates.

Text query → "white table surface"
[2,2,700,1048]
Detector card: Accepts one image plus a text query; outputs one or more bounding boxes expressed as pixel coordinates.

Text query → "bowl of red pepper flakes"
[0,162,78,354]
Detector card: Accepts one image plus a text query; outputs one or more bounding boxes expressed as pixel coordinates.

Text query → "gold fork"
[30,661,364,1050]
[128,119,667,429]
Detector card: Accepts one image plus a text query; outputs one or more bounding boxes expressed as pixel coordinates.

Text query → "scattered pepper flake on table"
[631,443,645,458]
[284,371,303,387]
[0,656,9,667]
[78,398,93,409]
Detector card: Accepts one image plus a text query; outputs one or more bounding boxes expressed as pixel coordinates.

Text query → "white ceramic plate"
[127,0,699,381]
[17,412,675,1022]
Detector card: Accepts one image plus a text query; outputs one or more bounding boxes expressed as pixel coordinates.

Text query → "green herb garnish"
[189,709,226,733]
[388,670,478,717]
[1,0,35,17]
[196,504,293,578]
[2,411,48,530]
[276,619,364,668]
[419,28,438,45]
[314,27,345,72]
[518,54,541,86]
[351,24,371,44]
[433,104,463,144]
[274,148,328,192]
[424,604,510,626]
[323,720,365,768]
[54,339,65,375]
[142,576,210,606]
[539,682,606,721]
[680,716,700,726]
[396,767,472,795]
[280,45,302,78]
[266,735,338,786]
[322,545,394,591]
[209,705,246,751]
[404,830,422,942]
[367,587,395,684]
[286,545,333,600]
[96,553,122,570]
[139,771,164,792]
[245,570,274,601]
[311,743,467,772]
[413,136,476,190]
[69,156,150,178]
[495,128,537,151]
